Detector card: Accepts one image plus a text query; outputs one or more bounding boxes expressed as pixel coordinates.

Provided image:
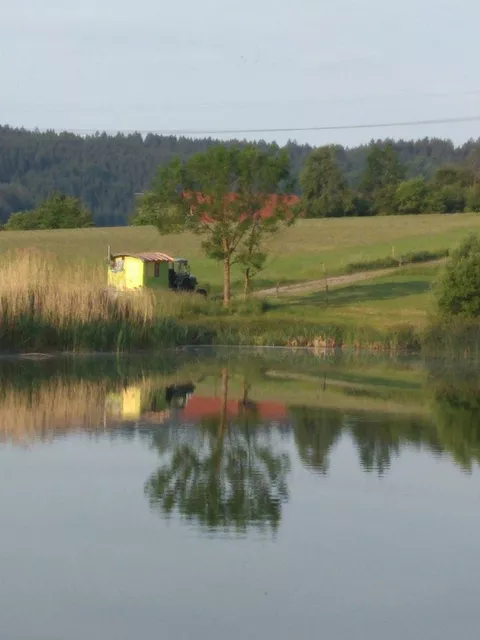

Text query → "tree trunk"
[223,256,231,307]
[243,269,250,300]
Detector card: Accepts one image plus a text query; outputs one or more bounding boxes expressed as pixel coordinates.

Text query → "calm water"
[1,349,480,640]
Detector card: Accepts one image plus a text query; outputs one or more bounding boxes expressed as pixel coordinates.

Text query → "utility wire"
[59,115,480,137]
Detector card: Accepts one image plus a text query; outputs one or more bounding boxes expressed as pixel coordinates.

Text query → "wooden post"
[323,263,328,300]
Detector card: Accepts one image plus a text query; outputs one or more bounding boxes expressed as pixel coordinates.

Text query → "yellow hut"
[108,252,174,291]
[107,248,203,293]
[107,251,191,292]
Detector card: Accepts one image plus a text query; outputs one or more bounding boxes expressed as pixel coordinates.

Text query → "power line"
[59,115,480,137]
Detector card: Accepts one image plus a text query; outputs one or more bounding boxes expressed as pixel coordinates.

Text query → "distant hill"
[0,125,478,225]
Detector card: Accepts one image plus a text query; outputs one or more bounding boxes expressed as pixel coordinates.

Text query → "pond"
[1,348,479,640]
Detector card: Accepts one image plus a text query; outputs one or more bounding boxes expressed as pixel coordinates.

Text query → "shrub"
[395,178,429,214]
[436,234,480,317]
[5,194,93,230]
[428,185,467,214]
[345,249,448,275]
[465,184,480,213]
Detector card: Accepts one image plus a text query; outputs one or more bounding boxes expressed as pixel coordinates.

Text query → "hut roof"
[111,252,175,263]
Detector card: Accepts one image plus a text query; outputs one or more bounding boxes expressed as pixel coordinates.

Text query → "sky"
[1,0,480,147]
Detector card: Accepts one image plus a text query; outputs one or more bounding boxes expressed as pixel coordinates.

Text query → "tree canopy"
[3,125,480,224]
[361,144,406,214]
[436,234,480,317]
[299,146,353,217]
[137,145,295,305]
[5,194,93,230]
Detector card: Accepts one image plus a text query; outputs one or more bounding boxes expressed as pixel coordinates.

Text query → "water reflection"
[1,350,480,533]
[427,360,480,471]
[145,369,290,533]
[293,407,343,475]
[3,352,480,640]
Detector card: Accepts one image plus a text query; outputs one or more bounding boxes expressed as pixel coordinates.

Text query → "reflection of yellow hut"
[105,386,143,421]
[105,383,195,423]
[122,386,143,420]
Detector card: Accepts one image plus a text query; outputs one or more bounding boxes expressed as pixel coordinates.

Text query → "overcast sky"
[1,0,480,147]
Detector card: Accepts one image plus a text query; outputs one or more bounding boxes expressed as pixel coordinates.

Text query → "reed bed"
[0,249,193,351]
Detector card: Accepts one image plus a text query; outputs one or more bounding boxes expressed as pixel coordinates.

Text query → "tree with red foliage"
[137,144,296,306]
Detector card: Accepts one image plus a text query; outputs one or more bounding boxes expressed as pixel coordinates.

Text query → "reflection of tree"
[292,405,401,476]
[293,405,439,477]
[145,369,290,533]
[349,413,440,475]
[292,407,342,474]
[428,363,480,471]
[349,420,399,475]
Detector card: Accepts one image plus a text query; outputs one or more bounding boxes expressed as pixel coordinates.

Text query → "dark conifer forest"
[1,125,479,225]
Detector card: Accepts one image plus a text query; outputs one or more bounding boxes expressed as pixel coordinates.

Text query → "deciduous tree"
[5,194,93,230]
[437,234,480,317]
[361,144,405,214]
[138,145,295,306]
[299,146,353,217]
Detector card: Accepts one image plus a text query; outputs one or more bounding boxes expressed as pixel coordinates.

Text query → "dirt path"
[253,260,443,298]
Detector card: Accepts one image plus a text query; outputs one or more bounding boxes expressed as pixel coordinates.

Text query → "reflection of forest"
[292,406,443,475]
[1,353,480,479]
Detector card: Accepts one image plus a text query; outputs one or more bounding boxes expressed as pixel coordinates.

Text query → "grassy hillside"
[0,213,479,292]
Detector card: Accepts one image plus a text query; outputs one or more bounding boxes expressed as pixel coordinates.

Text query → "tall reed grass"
[422,318,480,359]
[0,250,454,354]
[0,249,200,351]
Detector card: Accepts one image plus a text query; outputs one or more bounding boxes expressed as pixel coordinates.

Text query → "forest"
[1,124,480,226]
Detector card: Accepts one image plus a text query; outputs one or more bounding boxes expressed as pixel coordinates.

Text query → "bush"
[345,257,397,274]
[351,195,372,217]
[401,249,449,264]
[395,178,428,214]
[465,184,480,212]
[428,184,467,214]
[436,234,480,317]
[345,249,448,275]
[5,194,93,230]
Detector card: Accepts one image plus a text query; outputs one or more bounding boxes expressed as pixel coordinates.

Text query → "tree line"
[2,124,480,225]
[300,144,480,217]
[5,142,480,309]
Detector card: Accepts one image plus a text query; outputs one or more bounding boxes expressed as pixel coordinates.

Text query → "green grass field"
[1,213,479,293]
[262,265,440,329]
[1,214,478,347]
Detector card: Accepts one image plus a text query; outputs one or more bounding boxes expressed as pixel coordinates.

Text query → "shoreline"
[0,317,478,357]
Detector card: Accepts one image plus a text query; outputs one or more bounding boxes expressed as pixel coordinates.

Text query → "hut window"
[154,262,160,278]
